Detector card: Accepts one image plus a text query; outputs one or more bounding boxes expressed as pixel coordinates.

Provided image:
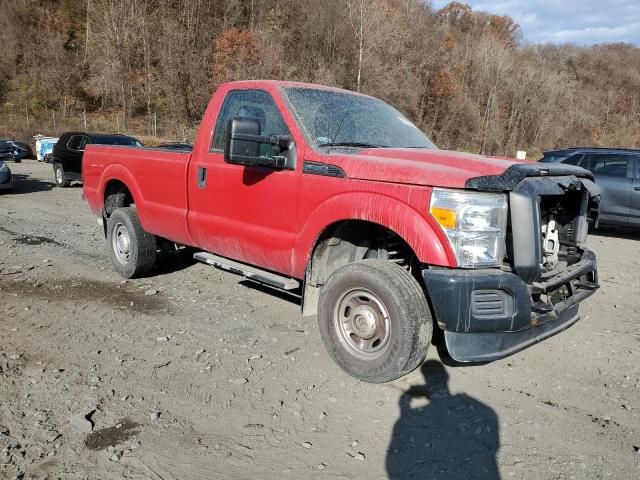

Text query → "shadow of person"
[386,360,501,480]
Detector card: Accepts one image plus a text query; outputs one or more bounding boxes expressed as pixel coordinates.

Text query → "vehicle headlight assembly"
[430,188,508,268]
[0,162,8,173]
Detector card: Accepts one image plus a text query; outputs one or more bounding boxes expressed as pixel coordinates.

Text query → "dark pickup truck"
[83,80,600,383]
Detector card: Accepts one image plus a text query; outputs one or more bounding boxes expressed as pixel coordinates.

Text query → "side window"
[211,90,289,151]
[587,153,630,178]
[562,154,583,166]
[67,135,84,151]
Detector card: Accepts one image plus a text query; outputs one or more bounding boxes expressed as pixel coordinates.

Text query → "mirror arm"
[229,155,286,169]
[231,133,292,149]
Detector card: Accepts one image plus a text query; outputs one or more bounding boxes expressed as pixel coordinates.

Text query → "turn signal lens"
[431,207,457,229]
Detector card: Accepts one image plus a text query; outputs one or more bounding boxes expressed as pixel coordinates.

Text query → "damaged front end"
[423,163,600,362]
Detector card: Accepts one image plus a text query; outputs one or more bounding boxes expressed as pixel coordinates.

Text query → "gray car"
[540,148,640,228]
[0,160,12,192]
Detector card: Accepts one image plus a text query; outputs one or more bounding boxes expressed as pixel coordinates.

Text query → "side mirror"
[224,117,293,169]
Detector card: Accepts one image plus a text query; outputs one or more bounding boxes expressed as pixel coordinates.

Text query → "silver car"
[0,160,12,192]
[540,148,640,228]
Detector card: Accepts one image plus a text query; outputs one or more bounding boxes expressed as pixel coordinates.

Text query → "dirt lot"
[1,160,639,480]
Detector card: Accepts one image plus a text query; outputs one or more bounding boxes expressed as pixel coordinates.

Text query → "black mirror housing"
[223,117,295,170]
[224,117,262,164]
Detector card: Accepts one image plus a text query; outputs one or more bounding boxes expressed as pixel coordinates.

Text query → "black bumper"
[422,249,598,362]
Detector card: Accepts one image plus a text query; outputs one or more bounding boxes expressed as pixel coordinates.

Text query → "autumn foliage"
[211,28,259,90]
[0,0,638,155]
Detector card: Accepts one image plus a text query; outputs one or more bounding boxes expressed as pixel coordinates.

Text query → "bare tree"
[347,0,376,92]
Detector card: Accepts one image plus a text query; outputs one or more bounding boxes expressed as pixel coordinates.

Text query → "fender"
[292,191,456,278]
[98,164,151,231]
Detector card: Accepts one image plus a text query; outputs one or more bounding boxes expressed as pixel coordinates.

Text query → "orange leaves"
[486,15,521,48]
[210,28,259,89]
[429,68,460,100]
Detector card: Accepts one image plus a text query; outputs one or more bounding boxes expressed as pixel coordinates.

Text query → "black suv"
[540,147,640,228]
[51,132,141,187]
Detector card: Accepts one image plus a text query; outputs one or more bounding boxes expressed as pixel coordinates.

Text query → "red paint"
[83,80,522,278]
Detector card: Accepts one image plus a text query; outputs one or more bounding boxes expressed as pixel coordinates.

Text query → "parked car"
[51,132,142,187]
[0,160,12,192]
[0,140,32,163]
[157,142,193,150]
[83,80,600,383]
[540,147,640,227]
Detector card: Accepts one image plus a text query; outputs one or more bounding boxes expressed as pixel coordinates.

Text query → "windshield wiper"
[318,141,388,148]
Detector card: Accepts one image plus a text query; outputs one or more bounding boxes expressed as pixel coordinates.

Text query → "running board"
[193,252,300,291]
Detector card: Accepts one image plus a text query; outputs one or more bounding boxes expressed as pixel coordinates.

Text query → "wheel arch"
[300,208,452,317]
[99,165,147,235]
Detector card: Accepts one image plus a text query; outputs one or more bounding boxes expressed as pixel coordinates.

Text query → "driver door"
[187,89,301,276]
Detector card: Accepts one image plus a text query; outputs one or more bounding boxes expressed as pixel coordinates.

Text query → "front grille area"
[507,175,598,285]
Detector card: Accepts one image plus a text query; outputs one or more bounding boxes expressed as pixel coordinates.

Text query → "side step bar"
[193,252,300,291]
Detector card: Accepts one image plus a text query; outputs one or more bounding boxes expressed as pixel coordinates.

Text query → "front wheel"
[318,260,432,383]
[106,207,156,278]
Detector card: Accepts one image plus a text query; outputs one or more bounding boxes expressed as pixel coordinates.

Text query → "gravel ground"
[1,160,639,480]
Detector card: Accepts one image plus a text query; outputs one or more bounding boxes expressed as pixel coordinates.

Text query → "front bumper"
[423,249,598,362]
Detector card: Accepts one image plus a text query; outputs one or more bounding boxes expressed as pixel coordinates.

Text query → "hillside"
[0,0,638,155]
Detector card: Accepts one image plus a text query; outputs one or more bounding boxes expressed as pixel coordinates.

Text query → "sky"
[431,0,640,46]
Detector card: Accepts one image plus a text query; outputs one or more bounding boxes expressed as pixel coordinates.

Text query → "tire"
[106,207,156,278]
[54,164,70,187]
[318,259,432,383]
[14,159,21,163]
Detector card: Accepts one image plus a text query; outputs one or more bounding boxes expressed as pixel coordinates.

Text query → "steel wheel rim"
[112,222,132,265]
[333,288,391,360]
[55,168,63,184]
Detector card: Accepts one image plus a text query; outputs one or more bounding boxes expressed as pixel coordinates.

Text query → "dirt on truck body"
[81,80,600,383]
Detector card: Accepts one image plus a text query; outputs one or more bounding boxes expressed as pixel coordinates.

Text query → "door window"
[211,90,289,151]
[585,153,630,178]
[562,153,584,166]
[67,135,85,151]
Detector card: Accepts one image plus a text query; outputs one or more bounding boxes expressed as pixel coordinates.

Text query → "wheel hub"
[334,289,391,359]
[117,234,130,254]
[352,308,377,339]
[112,223,132,265]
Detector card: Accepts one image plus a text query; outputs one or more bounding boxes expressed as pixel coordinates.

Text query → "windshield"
[283,87,436,149]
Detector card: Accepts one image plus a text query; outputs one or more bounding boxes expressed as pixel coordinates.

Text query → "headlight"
[430,188,508,268]
[0,163,8,173]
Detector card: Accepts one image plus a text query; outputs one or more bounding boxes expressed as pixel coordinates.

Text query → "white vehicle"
[34,135,60,162]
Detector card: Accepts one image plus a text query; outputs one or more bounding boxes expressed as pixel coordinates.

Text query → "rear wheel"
[106,207,156,278]
[318,259,432,383]
[54,164,69,187]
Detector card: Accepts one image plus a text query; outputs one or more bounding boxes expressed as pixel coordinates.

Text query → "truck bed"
[83,145,194,245]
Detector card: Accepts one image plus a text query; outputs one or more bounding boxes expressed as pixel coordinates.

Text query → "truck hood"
[324,148,520,188]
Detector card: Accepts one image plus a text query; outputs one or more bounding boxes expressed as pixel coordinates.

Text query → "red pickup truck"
[83,80,600,383]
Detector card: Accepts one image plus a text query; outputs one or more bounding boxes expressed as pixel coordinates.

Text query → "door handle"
[634,187,640,192]
[197,167,207,189]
